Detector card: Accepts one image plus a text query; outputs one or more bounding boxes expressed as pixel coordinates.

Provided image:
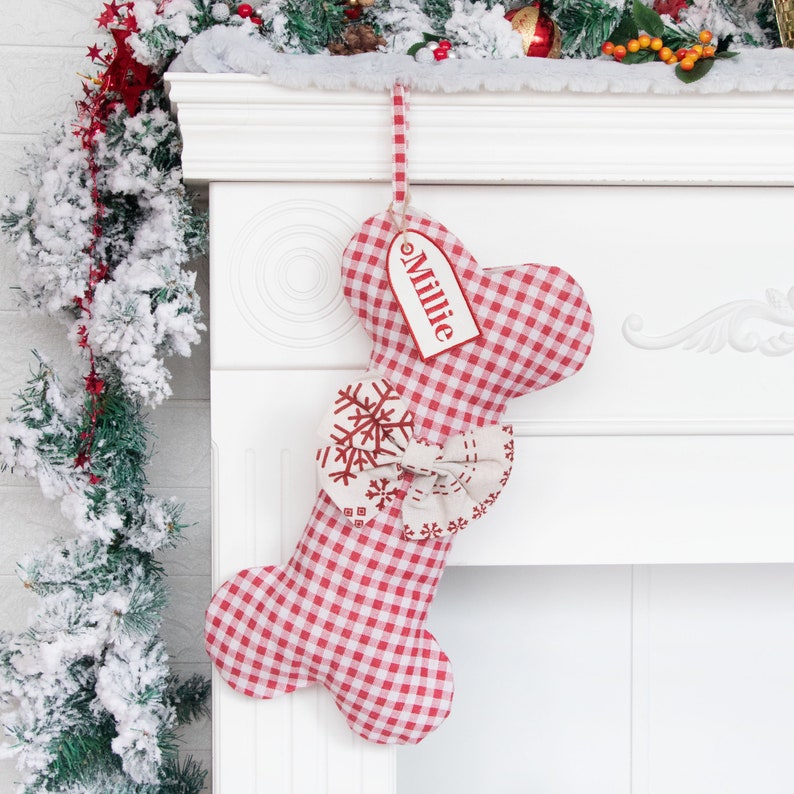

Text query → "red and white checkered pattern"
[205,88,595,745]
[391,83,409,210]
[344,206,594,446]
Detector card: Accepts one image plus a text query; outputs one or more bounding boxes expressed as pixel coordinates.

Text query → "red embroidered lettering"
[387,230,481,360]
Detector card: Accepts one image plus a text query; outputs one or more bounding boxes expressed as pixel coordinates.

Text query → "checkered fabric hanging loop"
[388,83,410,232]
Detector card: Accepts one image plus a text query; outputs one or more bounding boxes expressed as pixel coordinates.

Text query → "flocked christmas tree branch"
[0,2,212,791]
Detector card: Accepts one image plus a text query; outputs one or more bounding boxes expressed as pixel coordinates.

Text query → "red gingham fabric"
[205,90,595,746]
[391,83,409,210]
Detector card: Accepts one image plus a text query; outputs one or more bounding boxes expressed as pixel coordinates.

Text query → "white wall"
[0,1,212,789]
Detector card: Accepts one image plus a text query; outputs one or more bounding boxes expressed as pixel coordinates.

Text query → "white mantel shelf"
[166,71,794,186]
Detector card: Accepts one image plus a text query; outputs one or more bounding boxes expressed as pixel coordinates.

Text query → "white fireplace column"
[166,74,794,793]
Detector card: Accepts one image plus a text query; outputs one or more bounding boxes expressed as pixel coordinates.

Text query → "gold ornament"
[506,2,561,59]
[774,0,794,48]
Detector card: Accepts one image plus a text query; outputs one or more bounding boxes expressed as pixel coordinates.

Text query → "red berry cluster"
[602,29,715,71]
[431,39,453,60]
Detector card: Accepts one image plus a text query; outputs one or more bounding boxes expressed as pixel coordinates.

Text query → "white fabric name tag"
[387,229,481,360]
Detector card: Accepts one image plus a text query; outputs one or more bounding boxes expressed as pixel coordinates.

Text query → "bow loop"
[316,373,514,540]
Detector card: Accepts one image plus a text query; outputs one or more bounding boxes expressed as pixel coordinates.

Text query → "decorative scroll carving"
[623,287,794,356]
[229,199,361,349]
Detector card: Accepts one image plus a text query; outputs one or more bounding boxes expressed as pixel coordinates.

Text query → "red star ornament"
[86,43,105,62]
[95,8,116,28]
[119,13,139,31]
[102,28,157,115]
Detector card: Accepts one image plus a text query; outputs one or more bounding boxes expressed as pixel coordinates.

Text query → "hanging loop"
[388,83,411,232]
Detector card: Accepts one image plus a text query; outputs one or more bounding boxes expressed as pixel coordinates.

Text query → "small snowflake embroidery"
[500,467,511,487]
[503,437,515,463]
[446,516,469,535]
[481,493,498,509]
[365,477,400,511]
[420,522,444,539]
[471,503,489,520]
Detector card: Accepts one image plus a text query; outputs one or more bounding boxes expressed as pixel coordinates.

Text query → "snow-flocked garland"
[156,0,776,63]
[0,3,210,792]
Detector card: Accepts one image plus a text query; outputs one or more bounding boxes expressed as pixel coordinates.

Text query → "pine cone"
[328,24,386,56]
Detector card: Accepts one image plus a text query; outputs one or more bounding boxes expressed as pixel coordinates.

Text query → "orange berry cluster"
[602,29,714,71]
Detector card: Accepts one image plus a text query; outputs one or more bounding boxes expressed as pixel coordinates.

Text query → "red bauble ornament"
[653,0,689,22]
[505,1,561,58]
[237,3,253,18]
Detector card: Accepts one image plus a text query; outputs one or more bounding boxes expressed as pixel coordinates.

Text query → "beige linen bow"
[316,373,514,540]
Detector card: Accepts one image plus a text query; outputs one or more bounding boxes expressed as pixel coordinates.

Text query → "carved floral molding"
[623,287,794,356]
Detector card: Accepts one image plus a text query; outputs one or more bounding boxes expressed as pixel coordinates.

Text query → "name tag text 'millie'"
[387,229,481,360]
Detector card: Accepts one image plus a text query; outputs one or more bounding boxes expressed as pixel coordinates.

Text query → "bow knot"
[401,438,442,477]
[316,373,514,541]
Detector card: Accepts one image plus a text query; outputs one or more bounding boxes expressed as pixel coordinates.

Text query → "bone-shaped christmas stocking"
[205,85,595,744]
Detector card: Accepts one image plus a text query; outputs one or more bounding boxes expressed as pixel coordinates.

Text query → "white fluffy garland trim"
[171,26,794,94]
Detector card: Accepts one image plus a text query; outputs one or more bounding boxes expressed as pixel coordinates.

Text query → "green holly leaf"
[632,0,664,38]
[714,50,739,58]
[610,12,639,45]
[675,56,715,83]
[407,32,443,55]
[622,49,656,64]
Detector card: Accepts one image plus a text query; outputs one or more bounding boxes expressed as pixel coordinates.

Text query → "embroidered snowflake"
[471,503,489,520]
[330,378,412,451]
[503,436,515,463]
[316,446,382,486]
[481,493,499,509]
[365,477,400,511]
[419,521,444,539]
[320,378,413,487]
[446,517,469,535]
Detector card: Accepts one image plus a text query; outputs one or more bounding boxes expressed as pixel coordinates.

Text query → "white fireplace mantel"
[167,72,794,794]
[167,72,794,186]
[166,69,794,565]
